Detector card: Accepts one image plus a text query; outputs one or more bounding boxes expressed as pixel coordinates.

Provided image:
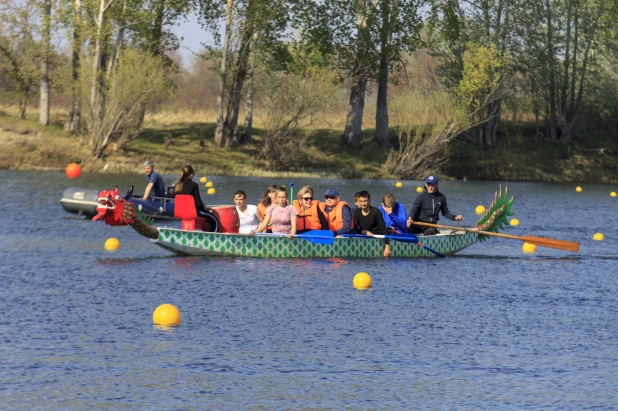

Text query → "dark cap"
[324,188,339,197]
[425,175,438,185]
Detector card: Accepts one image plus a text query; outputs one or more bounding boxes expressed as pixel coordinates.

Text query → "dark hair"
[259,184,279,206]
[173,165,195,194]
[234,190,247,198]
[356,190,371,200]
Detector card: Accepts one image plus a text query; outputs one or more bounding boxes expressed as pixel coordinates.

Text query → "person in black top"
[406,175,463,235]
[352,190,391,257]
[173,165,214,215]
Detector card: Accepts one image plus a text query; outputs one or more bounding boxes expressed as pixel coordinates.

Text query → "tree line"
[1,0,617,177]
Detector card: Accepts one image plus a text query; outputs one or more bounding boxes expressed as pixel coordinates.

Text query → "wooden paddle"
[411,221,580,252]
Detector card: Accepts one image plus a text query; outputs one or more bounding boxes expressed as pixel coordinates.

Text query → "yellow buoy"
[575,186,582,192]
[611,192,617,197]
[395,181,403,188]
[205,181,213,187]
[199,177,207,183]
[353,272,372,289]
[104,237,120,251]
[416,186,423,193]
[153,304,181,326]
[475,205,486,215]
[593,233,605,241]
[509,218,520,226]
[522,243,536,253]
[207,187,216,195]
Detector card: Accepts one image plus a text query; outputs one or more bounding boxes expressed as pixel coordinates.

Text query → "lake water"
[1,170,617,410]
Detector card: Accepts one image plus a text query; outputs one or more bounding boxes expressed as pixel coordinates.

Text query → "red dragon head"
[92,187,131,226]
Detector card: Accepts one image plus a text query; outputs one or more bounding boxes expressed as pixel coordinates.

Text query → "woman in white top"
[234,190,263,233]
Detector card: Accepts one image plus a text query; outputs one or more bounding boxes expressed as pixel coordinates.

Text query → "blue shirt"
[379,202,408,233]
[147,171,166,198]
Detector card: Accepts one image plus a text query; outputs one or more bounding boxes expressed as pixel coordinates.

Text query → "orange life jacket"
[318,201,353,231]
[257,202,272,229]
[293,200,322,231]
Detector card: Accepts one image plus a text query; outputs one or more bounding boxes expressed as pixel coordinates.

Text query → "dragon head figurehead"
[92,187,159,239]
[474,185,515,241]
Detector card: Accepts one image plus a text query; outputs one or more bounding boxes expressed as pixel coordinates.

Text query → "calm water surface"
[1,170,617,410]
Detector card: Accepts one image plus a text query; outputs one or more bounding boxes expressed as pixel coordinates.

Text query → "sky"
[170,14,218,68]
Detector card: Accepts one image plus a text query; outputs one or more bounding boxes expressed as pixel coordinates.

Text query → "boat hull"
[153,229,478,258]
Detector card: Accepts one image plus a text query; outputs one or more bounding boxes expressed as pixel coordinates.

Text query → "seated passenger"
[292,186,329,233]
[379,193,408,234]
[234,190,263,234]
[173,165,214,215]
[142,160,166,199]
[254,186,298,237]
[318,188,353,236]
[353,190,391,257]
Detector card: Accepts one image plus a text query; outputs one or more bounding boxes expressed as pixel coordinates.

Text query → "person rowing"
[406,175,463,235]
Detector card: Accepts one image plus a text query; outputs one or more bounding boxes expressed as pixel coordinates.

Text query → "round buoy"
[575,186,583,192]
[593,233,605,241]
[105,238,120,251]
[475,205,486,215]
[205,181,213,188]
[416,186,423,193]
[153,304,181,326]
[395,181,403,188]
[199,177,207,183]
[611,192,617,197]
[509,218,520,226]
[353,272,372,289]
[522,243,536,253]
[207,187,215,195]
[65,163,81,179]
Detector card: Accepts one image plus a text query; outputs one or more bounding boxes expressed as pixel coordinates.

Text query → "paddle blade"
[521,236,580,252]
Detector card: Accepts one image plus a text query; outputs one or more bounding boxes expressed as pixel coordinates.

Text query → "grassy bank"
[1,109,617,183]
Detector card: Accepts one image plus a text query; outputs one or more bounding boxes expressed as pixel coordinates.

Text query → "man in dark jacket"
[406,175,463,235]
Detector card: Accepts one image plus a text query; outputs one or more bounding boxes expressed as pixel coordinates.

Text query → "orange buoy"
[65,163,81,179]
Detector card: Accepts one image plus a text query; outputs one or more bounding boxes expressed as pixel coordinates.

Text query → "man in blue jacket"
[406,175,463,235]
[379,193,408,234]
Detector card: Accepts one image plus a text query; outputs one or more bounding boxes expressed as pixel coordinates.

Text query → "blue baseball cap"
[324,188,339,197]
[425,175,438,185]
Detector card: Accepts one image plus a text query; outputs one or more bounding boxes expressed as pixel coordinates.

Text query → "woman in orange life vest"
[257,184,278,231]
[292,186,329,233]
[318,187,354,236]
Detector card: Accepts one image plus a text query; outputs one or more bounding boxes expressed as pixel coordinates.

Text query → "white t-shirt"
[237,204,260,233]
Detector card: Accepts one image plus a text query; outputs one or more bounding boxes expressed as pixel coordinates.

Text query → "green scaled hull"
[154,228,479,258]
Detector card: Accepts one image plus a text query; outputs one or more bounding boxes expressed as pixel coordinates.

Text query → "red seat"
[174,195,209,231]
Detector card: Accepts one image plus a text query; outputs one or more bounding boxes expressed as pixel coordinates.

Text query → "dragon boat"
[91,186,516,258]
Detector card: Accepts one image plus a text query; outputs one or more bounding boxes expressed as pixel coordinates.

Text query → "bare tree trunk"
[375,0,395,146]
[343,70,367,149]
[39,0,51,126]
[545,0,557,140]
[214,0,233,147]
[241,32,257,143]
[224,24,253,148]
[90,0,108,155]
[65,0,82,132]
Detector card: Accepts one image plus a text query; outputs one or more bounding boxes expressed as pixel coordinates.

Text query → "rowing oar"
[341,233,445,257]
[254,230,334,245]
[412,221,580,252]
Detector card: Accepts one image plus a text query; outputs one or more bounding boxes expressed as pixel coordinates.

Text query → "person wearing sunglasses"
[406,175,463,235]
[292,186,329,233]
[318,188,353,236]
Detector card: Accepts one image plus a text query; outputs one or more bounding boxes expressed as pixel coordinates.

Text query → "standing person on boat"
[379,193,408,234]
[254,186,298,237]
[319,188,353,237]
[406,175,463,235]
[234,190,263,234]
[352,190,391,257]
[292,186,329,233]
[142,160,166,200]
[173,165,214,215]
